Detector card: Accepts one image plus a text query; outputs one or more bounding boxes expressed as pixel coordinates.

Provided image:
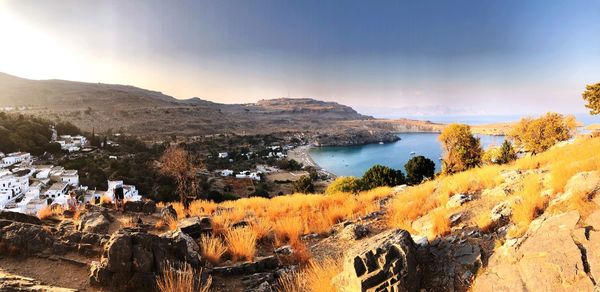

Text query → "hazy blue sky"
[1,1,599,117]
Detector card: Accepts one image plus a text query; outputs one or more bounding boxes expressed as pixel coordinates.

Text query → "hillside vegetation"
[157,132,599,290]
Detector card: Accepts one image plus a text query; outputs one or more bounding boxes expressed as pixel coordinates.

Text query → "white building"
[218,152,229,159]
[60,170,79,186]
[0,175,21,207]
[105,180,142,201]
[45,182,69,200]
[0,152,31,168]
[220,169,234,177]
[235,171,262,181]
[56,135,87,152]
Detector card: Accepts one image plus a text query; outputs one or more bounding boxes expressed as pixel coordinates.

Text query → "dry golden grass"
[225,227,257,262]
[475,212,494,233]
[272,216,304,246]
[428,207,451,240]
[189,199,217,217]
[170,202,187,219]
[156,262,211,292]
[509,174,546,237]
[387,182,436,231]
[199,234,227,264]
[277,257,342,292]
[249,218,272,242]
[156,216,179,231]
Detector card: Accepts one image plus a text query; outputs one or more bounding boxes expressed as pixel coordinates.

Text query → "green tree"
[498,140,517,164]
[325,176,363,194]
[292,175,315,193]
[361,164,405,189]
[582,82,600,115]
[404,156,435,185]
[438,124,483,174]
[509,113,578,155]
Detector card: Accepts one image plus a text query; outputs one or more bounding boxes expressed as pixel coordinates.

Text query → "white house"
[0,152,31,168]
[105,180,142,201]
[45,182,69,200]
[60,170,79,186]
[56,135,87,152]
[0,175,21,206]
[220,169,234,177]
[218,152,229,159]
[235,171,262,181]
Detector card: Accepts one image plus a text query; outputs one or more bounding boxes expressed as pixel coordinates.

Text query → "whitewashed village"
[0,130,141,215]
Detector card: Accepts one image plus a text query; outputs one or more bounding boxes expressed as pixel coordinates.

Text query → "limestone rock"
[334,229,420,292]
[446,194,473,208]
[161,204,178,221]
[473,211,595,291]
[490,201,512,222]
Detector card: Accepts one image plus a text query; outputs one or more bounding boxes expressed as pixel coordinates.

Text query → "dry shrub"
[225,227,257,262]
[37,205,64,220]
[272,216,304,246]
[428,207,451,240]
[199,234,226,264]
[156,216,178,231]
[156,201,166,208]
[36,206,55,220]
[156,262,211,292]
[475,212,494,233]
[249,218,272,242]
[170,202,187,219]
[189,200,217,216]
[511,174,546,235]
[100,195,113,205]
[277,257,341,292]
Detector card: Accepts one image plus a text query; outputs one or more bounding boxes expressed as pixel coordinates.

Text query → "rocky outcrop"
[124,200,157,214]
[334,229,420,292]
[160,204,178,221]
[0,211,42,225]
[177,216,212,239]
[89,228,203,291]
[77,206,114,234]
[473,211,596,291]
[0,271,77,292]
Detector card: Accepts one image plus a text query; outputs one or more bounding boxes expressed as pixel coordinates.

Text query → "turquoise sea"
[309,133,506,177]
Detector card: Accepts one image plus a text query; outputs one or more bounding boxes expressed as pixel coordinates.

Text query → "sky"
[1,0,600,118]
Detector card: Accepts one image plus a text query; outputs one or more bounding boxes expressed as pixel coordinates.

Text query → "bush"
[361,165,405,190]
[582,82,600,115]
[438,124,483,174]
[509,112,578,155]
[324,176,363,194]
[225,227,257,262]
[292,176,315,193]
[404,156,435,185]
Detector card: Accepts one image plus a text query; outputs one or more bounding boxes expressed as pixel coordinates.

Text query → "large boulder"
[90,229,203,291]
[177,216,212,239]
[0,221,54,254]
[0,211,42,225]
[473,211,595,291]
[78,210,113,234]
[334,229,420,292]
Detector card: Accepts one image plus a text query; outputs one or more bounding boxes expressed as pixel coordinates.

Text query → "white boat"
[379,141,384,145]
[410,151,416,155]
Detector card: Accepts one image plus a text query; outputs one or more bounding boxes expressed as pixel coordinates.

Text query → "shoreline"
[288,145,337,179]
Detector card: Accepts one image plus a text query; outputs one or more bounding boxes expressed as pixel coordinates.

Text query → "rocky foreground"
[0,141,599,291]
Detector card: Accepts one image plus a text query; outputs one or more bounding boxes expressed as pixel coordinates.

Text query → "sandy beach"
[288,145,337,178]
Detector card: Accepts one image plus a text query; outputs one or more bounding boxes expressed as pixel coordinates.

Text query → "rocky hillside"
[0,135,598,291]
[0,72,508,145]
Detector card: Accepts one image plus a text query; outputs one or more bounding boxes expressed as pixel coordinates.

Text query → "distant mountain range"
[0,72,509,141]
